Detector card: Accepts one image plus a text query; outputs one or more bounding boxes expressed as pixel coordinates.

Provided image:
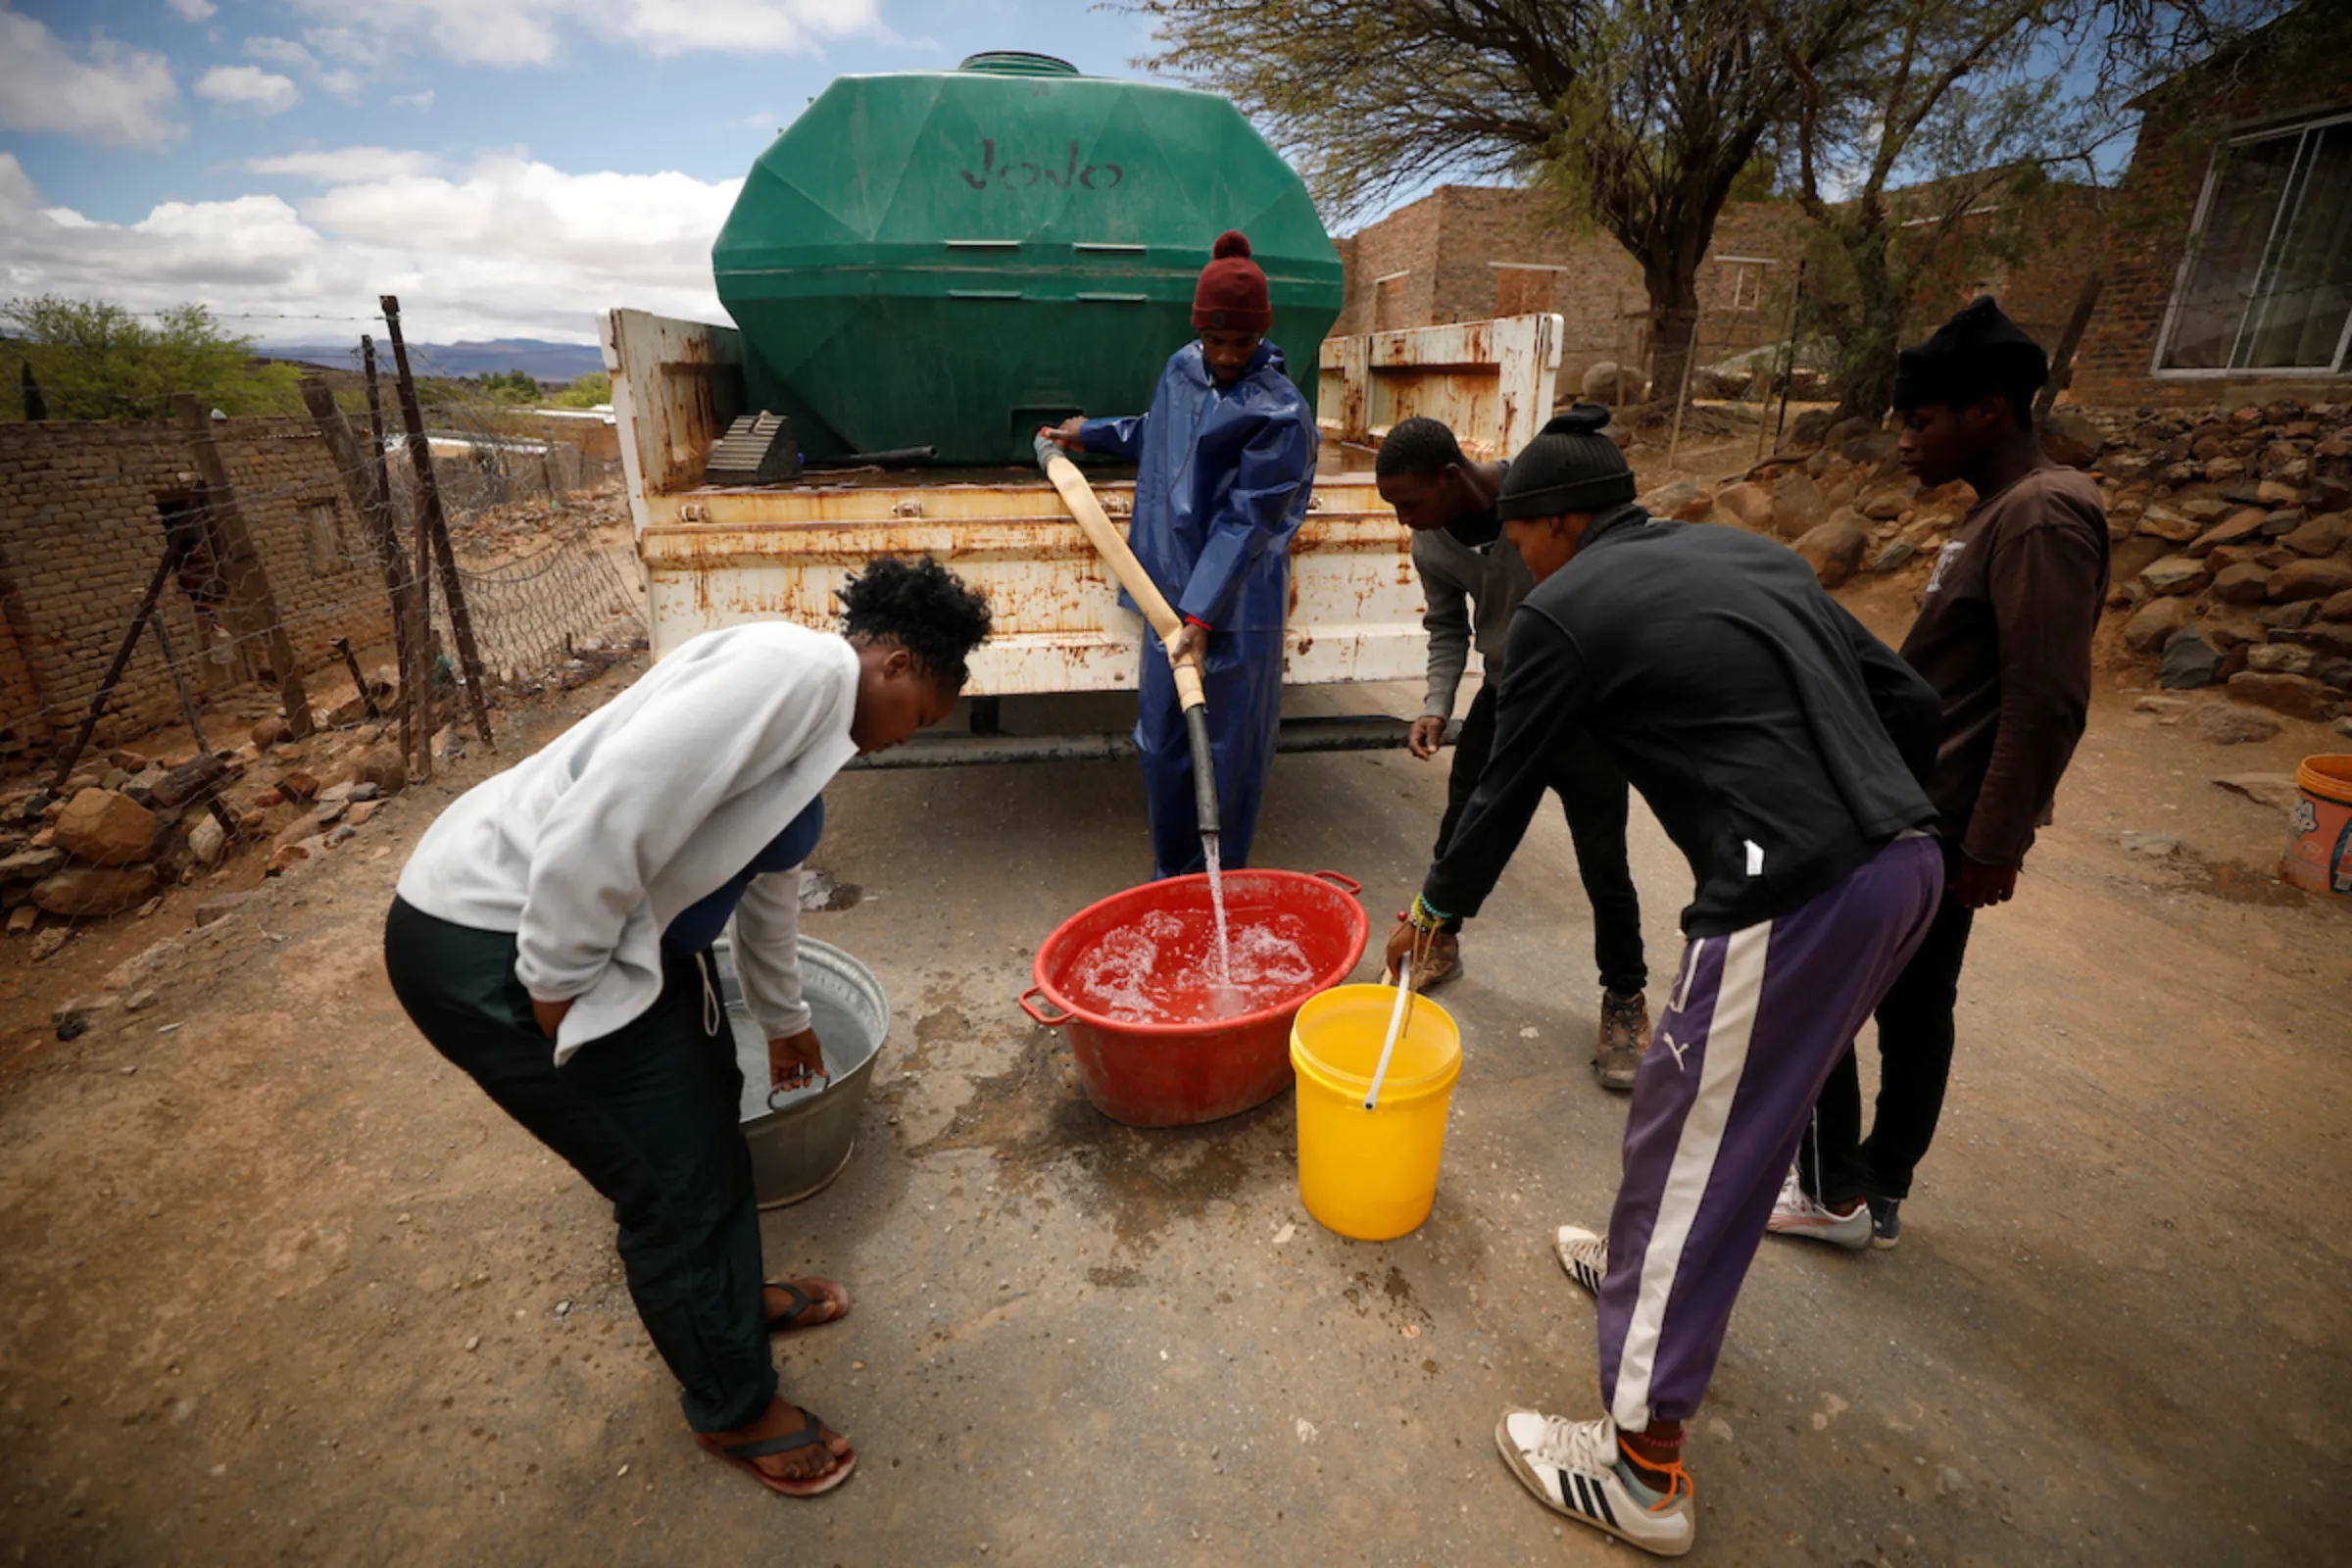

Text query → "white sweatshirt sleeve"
[731,868,811,1040]
[512,642,847,1005]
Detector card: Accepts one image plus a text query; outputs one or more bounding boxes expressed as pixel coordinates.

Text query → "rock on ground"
[150,754,233,810]
[349,747,408,795]
[2123,597,2196,655]
[2226,671,2349,721]
[2212,772,2304,811]
[1715,481,1774,531]
[1793,516,1869,590]
[2040,410,2103,468]
[2270,559,2352,604]
[2160,630,2226,690]
[1580,362,1649,403]
[2187,705,2281,745]
[53,789,158,867]
[2143,556,2213,597]
[2213,562,2273,605]
[30,862,160,917]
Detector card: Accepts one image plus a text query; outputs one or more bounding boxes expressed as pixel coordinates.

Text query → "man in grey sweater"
[1376,416,1651,1089]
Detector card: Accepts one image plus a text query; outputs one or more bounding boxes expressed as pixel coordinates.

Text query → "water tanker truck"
[604,51,1562,762]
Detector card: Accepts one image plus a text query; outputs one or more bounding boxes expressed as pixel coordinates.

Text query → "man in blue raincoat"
[1049,229,1319,878]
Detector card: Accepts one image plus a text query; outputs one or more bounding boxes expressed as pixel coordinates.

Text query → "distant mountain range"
[256,337,606,383]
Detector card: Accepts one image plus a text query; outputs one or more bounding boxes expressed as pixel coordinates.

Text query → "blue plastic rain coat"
[1079,340,1318,878]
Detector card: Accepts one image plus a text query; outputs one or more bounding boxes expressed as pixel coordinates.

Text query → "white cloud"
[247,147,440,183]
[195,65,301,116]
[278,0,880,70]
[0,12,184,146]
[0,150,739,343]
[167,0,218,19]
[301,24,386,68]
[244,35,315,69]
[391,89,434,112]
[244,34,365,102]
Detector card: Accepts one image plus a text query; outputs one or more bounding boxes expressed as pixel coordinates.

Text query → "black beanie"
[1891,295,2049,413]
[1497,404,1637,520]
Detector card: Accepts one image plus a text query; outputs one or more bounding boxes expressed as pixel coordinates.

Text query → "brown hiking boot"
[1593,990,1650,1091]
[1410,929,1463,993]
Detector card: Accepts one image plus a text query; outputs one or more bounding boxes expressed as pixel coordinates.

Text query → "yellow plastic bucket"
[2282,755,2352,897]
[1290,984,1462,1241]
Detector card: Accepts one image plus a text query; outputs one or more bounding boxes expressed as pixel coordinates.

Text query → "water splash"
[1065,906,1317,1025]
[1201,831,1233,985]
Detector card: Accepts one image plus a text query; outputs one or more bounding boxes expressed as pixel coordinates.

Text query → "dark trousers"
[1438,682,1646,995]
[382,898,776,1433]
[1599,836,1942,1428]
[1796,894,1977,1207]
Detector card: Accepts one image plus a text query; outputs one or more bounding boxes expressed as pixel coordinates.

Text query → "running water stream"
[1201,831,1232,984]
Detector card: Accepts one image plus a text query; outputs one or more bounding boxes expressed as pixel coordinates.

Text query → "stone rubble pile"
[1636,399,2352,728]
[0,682,416,958]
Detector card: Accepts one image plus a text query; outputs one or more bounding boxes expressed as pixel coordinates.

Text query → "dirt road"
[1,632,2346,1564]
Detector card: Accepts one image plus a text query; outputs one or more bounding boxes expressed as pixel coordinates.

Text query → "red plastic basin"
[1020,869,1368,1128]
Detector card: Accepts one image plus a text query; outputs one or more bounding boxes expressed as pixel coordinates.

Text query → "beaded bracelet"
[1406,893,1452,933]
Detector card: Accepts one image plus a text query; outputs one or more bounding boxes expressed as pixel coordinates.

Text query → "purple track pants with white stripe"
[1596,834,1943,1431]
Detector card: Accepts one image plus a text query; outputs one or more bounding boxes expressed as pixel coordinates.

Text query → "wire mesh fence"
[0,354,644,770]
[422,520,646,697]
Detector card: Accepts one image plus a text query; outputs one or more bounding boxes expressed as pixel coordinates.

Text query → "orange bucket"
[2281,755,2352,897]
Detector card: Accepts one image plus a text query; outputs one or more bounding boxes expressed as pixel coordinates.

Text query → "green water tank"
[710,53,1342,466]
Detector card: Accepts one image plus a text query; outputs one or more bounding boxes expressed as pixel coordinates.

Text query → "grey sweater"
[1412,519,1536,720]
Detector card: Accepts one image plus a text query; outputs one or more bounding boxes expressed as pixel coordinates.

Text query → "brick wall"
[2073,7,2352,409]
[0,416,396,751]
[1331,186,1810,390]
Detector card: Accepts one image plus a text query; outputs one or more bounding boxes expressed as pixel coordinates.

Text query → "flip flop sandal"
[695,1407,857,1498]
[764,1277,851,1335]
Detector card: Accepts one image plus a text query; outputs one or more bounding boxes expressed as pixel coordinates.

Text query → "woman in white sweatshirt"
[383,557,991,1498]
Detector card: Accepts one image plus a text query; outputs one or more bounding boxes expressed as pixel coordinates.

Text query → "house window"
[1373,270,1410,332]
[303,500,345,574]
[2159,113,2352,373]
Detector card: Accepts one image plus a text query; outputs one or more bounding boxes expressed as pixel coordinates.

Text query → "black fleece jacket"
[1423,506,1940,937]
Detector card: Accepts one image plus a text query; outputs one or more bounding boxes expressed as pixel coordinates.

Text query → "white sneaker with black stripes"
[1494,1409,1694,1556]
[1554,1223,1607,1297]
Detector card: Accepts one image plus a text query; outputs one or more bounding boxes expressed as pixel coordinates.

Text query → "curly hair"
[1374,416,1469,480]
[835,556,993,689]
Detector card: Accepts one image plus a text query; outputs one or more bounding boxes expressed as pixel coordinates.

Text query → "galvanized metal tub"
[713,935,890,1208]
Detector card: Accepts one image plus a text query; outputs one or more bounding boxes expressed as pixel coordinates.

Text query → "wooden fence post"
[2035,270,2105,423]
[380,295,495,755]
[363,334,423,771]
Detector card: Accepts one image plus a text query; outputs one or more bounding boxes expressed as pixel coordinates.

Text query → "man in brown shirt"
[1770,297,2109,1251]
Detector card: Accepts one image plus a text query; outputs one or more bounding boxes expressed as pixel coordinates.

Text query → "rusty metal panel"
[1315,313,1560,460]
[636,473,1427,697]
[612,308,1439,697]
[602,309,745,531]
[1316,333,1367,444]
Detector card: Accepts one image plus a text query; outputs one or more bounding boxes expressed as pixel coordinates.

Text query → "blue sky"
[0,0,1182,345]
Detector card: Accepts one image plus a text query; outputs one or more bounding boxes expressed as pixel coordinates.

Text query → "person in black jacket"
[1384,407,1946,1557]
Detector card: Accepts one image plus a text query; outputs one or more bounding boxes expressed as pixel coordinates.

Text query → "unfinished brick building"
[1331,187,1811,392]
[0,417,395,759]
[2074,5,2352,408]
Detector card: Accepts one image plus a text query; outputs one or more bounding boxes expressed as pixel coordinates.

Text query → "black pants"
[1438,682,1647,996]
[1797,894,1977,1206]
[382,898,776,1433]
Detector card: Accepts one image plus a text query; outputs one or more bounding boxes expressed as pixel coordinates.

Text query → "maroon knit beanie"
[1192,230,1271,333]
